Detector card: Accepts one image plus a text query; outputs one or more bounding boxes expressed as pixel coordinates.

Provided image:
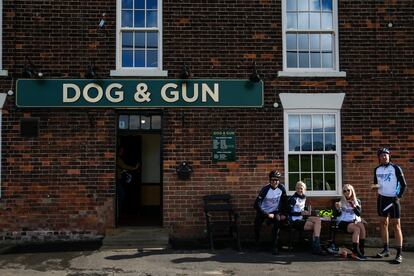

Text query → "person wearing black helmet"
[373,148,407,264]
[253,170,287,255]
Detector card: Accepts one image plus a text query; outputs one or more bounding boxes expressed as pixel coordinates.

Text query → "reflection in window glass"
[287,0,297,11]
[287,52,297,67]
[289,173,300,190]
[298,0,308,11]
[289,155,300,171]
[299,52,309,68]
[287,34,297,50]
[130,115,140,129]
[119,115,129,129]
[287,112,339,192]
[141,116,151,129]
[123,0,133,9]
[289,115,300,132]
[287,13,297,28]
[298,13,309,29]
[151,115,161,129]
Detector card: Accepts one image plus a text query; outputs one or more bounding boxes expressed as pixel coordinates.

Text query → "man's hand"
[268,213,274,219]
[371,184,379,190]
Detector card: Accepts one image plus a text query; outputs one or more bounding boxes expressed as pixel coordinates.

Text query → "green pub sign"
[212,130,236,162]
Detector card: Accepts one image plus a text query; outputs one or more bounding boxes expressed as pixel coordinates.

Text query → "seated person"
[333,184,367,260]
[253,170,287,255]
[287,181,324,254]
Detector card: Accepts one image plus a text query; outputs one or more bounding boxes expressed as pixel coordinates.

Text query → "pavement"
[0,242,413,276]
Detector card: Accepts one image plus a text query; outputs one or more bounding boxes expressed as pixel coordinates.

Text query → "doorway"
[116,112,162,226]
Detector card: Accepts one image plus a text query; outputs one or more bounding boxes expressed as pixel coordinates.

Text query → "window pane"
[147,32,158,48]
[289,133,300,151]
[289,155,300,171]
[289,115,300,132]
[298,0,309,11]
[122,33,133,48]
[310,0,321,11]
[309,13,320,29]
[301,115,311,132]
[298,13,309,29]
[298,34,309,49]
[301,155,311,171]
[134,10,145,27]
[147,11,158,27]
[122,10,133,27]
[322,52,333,68]
[135,0,145,9]
[122,0,133,9]
[301,133,312,151]
[313,133,323,151]
[147,50,158,67]
[299,52,309,67]
[141,115,150,129]
[130,115,140,129]
[287,13,297,28]
[313,115,323,132]
[311,52,321,67]
[287,0,297,11]
[313,173,324,190]
[323,114,335,132]
[324,154,335,171]
[322,0,332,11]
[325,133,336,151]
[302,173,312,189]
[287,52,298,67]
[147,0,158,9]
[135,32,145,49]
[321,13,333,29]
[312,155,323,171]
[289,173,300,191]
[135,50,145,67]
[122,50,133,67]
[151,115,161,129]
[321,34,332,50]
[119,115,129,129]
[325,173,335,190]
[310,34,320,49]
[287,34,297,50]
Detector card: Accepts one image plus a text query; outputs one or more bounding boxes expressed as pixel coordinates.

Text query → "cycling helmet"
[269,170,282,179]
[377,148,390,156]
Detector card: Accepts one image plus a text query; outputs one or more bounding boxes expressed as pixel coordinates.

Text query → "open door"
[116,113,162,226]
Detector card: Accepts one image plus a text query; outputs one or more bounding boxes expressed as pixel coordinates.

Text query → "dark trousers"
[254,212,281,246]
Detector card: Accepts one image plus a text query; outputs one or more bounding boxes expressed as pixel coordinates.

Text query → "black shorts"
[377,195,401,219]
[337,221,352,232]
[290,219,306,230]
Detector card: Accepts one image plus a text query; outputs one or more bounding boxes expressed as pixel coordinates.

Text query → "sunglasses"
[343,189,351,193]
[271,178,280,182]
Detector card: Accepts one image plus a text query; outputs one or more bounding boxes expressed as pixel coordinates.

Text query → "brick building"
[0,0,412,244]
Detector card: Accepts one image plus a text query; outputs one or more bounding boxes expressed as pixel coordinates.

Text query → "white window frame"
[280,93,344,196]
[278,0,345,78]
[0,0,8,76]
[111,0,167,77]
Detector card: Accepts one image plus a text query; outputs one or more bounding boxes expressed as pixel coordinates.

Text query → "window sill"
[287,190,341,197]
[277,71,346,78]
[110,69,168,77]
[0,70,8,77]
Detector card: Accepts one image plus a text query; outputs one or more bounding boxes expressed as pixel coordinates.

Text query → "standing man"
[254,170,287,255]
[373,148,407,264]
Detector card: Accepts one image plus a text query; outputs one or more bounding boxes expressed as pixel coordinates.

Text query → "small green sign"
[16,79,263,108]
[212,130,236,162]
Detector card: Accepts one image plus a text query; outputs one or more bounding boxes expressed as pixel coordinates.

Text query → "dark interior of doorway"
[117,135,161,226]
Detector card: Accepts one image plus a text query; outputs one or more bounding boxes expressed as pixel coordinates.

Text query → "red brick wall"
[0,0,413,242]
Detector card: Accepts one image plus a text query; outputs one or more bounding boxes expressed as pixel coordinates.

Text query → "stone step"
[102,227,169,250]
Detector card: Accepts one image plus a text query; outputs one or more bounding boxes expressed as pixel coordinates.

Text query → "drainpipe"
[0,93,7,198]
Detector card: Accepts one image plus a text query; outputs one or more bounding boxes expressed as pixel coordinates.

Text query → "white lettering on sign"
[161,83,220,103]
[106,83,124,103]
[202,83,219,102]
[83,83,103,103]
[63,83,81,102]
[161,83,178,102]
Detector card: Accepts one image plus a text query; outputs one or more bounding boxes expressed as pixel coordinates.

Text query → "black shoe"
[392,255,402,264]
[351,252,367,260]
[376,249,390,258]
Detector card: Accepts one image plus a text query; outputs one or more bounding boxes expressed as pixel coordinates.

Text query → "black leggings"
[254,212,281,245]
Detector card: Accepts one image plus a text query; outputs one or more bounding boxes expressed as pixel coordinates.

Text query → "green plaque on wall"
[212,130,236,162]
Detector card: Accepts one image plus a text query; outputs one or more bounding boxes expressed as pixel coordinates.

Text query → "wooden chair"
[202,194,241,251]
